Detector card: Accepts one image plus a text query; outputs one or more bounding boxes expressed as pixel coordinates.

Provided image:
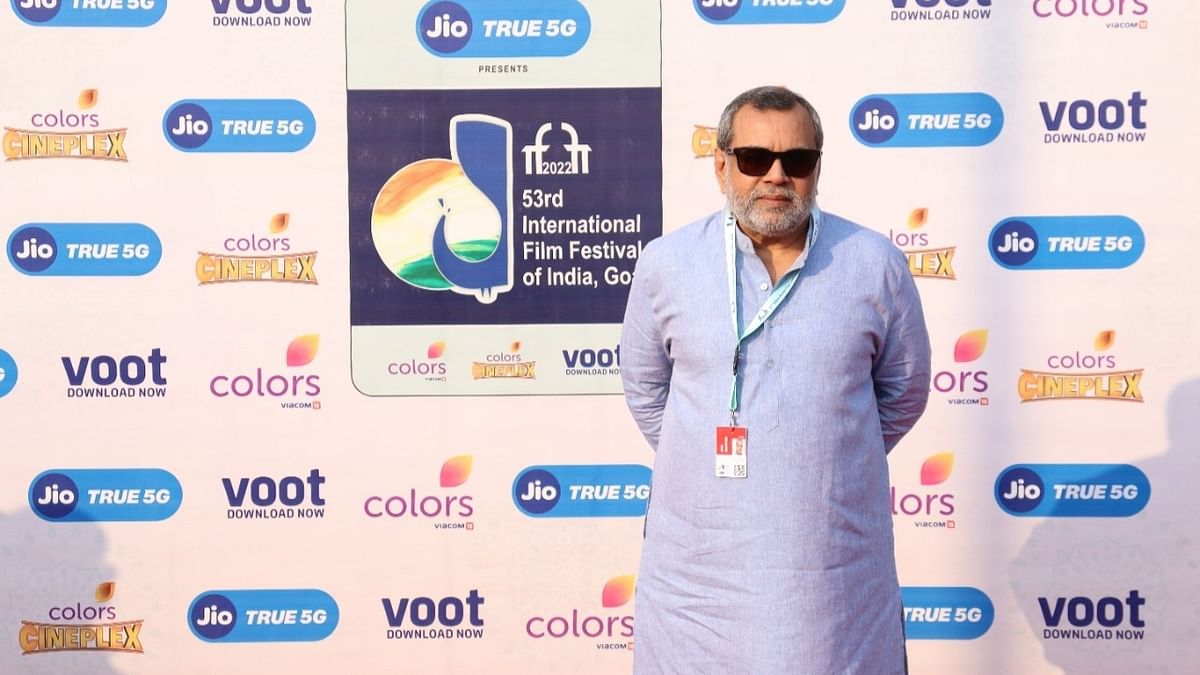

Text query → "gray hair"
[716,86,824,152]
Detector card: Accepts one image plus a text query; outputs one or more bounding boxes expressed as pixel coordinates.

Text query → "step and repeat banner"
[1,1,1197,673]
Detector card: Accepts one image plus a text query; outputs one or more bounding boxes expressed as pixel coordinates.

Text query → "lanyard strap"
[723,206,819,423]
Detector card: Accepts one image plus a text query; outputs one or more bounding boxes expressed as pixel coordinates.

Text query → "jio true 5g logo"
[192,594,238,640]
[996,466,1044,513]
[851,93,1003,147]
[12,0,166,27]
[420,1,472,53]
[189,589,339,643]
[416,0,590,58]
[694,0,846,24]
[989,216,1144,270]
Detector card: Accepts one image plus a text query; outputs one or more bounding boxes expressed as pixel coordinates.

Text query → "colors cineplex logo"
[163,99,314,153]
[372,114,514,304]
[209,334,321,409]
[890,0,992,21]
[690,124,718,158]
[1038,590,1146,641]
[995,464,1150,517]
[4,89,127,161]
[364,455,475,530]
[694,0,845,24]
[890,209,956,280]
[1041,91,1147,144]
[388,341,448,381]
[382,590,485,640]
[891,453,956,529]
[474,341,535,380]
[1032,0,1148,29]
[189,589,338,643]
[901,587,994,639]
[11,0,165,27]
[62,347,167,399]
[196,213,317,284]
[223,469,325,520]
[514,465,650,518]
[210,0,313,28]
[932,330,989,406]
[29,468,182,522]
[526,576,635,651]
[1018,330,1143,402]
[20,582,143,655]
[0,348,18,398]
[850,92,1002,147]
[990,216,1144,270]
[9,223,161,276]
[417,0,590,57]
[562,344,620,377]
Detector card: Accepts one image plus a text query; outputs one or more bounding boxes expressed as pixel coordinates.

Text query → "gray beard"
[725,177,815,238]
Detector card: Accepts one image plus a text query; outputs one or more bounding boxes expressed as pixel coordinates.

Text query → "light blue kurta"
[620,207,931,674]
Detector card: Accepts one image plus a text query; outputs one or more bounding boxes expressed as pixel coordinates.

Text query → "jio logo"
[695,0,741,21]
[515,469,560,514]
[991,220,1039,267]
[852,97,900,144]
[192,593,237,640]
[31,472,79,519]
[0,348,17,398]
[165,102,214,149]
[14,0,62,23]
[419,1,472,54]
[997,467,1045,513]
[10,226,57,273]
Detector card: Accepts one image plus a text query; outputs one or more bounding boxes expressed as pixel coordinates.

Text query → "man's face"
[714,106,821,238]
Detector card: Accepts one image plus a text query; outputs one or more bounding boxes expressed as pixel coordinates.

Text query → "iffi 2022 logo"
[371,115,513,304]
[417,0,589,57]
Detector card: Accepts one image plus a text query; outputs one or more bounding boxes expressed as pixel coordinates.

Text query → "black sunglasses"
[725,147,821,178]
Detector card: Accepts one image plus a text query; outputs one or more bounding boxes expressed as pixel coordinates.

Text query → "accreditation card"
[715,426,748,478]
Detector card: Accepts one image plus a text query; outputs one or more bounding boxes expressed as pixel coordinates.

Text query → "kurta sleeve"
[872,253,932,453]
[620,246,673,451]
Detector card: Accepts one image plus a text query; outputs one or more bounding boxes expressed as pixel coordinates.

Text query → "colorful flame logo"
[920,453,955,486]
[602,576,635,608]
[1095,330,1115,351]
[954,330,988,363]
[78,89,99,110]
[270,213,290,234]
[440,455,473,488]
[286,335,319,367]
[95,581,115,603]
[427,341,447,359]
[907,208,928,230]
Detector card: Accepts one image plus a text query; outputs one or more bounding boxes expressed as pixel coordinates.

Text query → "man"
[620,86,931,674]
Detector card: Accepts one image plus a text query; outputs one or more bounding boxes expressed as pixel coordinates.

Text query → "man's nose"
[761,157,789,184]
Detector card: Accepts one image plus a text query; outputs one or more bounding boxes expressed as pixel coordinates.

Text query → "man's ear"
[713,148,728,195]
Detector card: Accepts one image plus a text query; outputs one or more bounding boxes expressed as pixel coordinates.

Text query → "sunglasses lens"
[731,148,819,177]
[735,149,775,176]
[781,150,819,177]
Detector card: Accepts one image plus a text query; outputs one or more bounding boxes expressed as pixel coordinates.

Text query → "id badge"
[715,426,748,478]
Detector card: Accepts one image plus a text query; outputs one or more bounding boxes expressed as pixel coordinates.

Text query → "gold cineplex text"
[1018,369,1143,402]
[905,246,956,279]
[20,620,143,654]
[4,128,127,161]
[472,362,536,379]
[196,252,318,283]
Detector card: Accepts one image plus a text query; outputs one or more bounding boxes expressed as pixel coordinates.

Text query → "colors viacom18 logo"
[525,576,634,651]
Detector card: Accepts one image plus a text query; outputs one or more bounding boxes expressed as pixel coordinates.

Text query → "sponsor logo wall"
[1,1,1196,673]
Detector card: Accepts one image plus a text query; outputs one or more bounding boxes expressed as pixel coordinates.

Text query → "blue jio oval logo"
[7,223,162,276]
[901,587,995,640]
[163,99,315,153]
[29,468,183,522]
[513,465,651,518]
[415,0,590,58]
[989,216,1144,270]
[188,589,339,643]
[513,468,560,515]
[850,92,1003,147]
[419,1,472,53]
[693,0,845,24]
[995,464,1150,517]
[995,466,1044,513]
[11,0,166,27]
[8,225,56,273]
[163,102,213,149]
[0,348,18,398]
[191,593,238,641]
[30,472,79,520]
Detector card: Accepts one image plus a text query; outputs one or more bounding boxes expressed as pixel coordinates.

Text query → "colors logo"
[473,341,534,380]
[890,453,956,528]
[850,92,1003,147]
[188,589,338,643]
[990,216,1144,270]
[889,209,956,280]
[889,0,992,21]
[210,0,313,28]
[1018,330,1143,402]
[222,469,326,520]
[901,587,994,639]
[694,0,845,24]
[0,348,17,398]
[382,590,485,640]
[62,347,167,399]
[1041,91,1147,144]
[1032,0,1148,29]
[931,330,989,406]
[9,223,161,276]
[995,464,1150,517]
[372,114,514,304]
[4,89,127,161]
[209,335,321,409]
[388,341,448,381]
[514,465,650,518]
[417,0,590,57]
[29,468,182,522]
[11,0,164,27]
[363,455,475,530]
[195,213,317,284]
[20,582,143,655]
[526,576,635,651]
[1037,590,1146,641]
[163,99,315,152]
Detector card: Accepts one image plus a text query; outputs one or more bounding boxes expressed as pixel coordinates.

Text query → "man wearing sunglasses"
[620,86,931,674]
